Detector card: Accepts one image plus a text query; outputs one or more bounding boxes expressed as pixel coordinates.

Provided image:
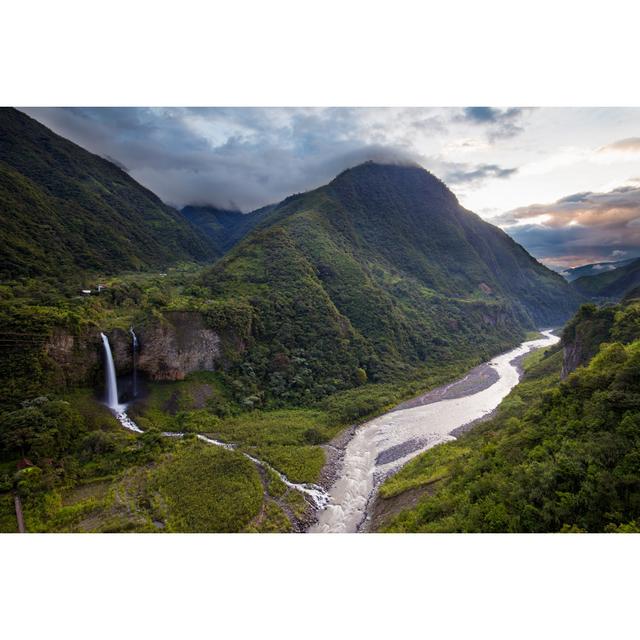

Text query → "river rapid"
[309,330,560,533]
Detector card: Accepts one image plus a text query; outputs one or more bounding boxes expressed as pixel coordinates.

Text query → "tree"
[0,397,85,461]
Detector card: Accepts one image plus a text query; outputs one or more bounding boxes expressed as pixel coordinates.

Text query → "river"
[309,330,559,533]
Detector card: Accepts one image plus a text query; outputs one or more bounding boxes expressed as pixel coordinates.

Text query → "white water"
[310,330,560,533]
[162,432,329,509]
[100,332,327,507]
[100,332,120,410]
[100,332,143,433]
[130,327,139,398]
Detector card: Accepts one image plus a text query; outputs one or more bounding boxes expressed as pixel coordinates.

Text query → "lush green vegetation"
[0,108,215,282]
[378,299,640,532]
[151,442,263,532]
[0,123,587,533]
[180,204,272,255]
[4,437,266,533]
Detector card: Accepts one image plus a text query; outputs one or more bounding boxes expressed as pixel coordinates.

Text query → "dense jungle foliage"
[0,112,587,532]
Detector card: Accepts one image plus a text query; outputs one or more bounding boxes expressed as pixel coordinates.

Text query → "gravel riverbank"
[308,331,560,533]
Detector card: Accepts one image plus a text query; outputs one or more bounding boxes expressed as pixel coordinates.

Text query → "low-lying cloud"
[20,107,525,211]
[445,163,517,185]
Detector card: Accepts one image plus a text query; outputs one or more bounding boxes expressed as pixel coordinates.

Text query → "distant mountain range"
[562,258,637,282]
[179,203,273,255]
[571,257,640,299]
[0,108,215,280]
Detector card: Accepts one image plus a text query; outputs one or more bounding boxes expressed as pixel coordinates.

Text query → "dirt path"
[14,494,25,533]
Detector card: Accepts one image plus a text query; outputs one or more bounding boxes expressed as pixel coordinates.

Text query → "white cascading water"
[163,432,329,509]
[100,332,327,508]
[100,332,120,410]
[130,327,139,398]
[100,332,143,433]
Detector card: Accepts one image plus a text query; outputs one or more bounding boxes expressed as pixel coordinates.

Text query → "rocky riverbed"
[308,330,560,533]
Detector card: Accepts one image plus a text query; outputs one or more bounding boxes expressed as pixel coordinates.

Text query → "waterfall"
[100,331,143,433]
[100,332,120,410]
[130,327,139,398]
[99,333,326,508]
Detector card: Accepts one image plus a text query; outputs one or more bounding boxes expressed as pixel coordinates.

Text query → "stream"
[309,330,559,533]
[100,332,328,510]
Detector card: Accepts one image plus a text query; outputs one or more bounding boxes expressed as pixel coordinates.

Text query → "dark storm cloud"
[497,185,640,269]
[445,163,517,185]
[458,107,528,140]
[21,107,436,211]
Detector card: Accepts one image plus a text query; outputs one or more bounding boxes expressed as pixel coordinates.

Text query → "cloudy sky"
[22,107,640,270]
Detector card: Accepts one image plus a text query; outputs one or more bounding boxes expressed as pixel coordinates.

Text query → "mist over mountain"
[562,258,637,282]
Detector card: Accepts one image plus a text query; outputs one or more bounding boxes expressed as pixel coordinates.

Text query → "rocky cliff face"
[44,311,234,388]
[560,305,616,379]
[561,335,584,379]
[136,312,222,381]
[44,326,101,388]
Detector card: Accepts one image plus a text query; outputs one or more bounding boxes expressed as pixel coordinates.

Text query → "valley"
[311,330,559,532]
[3,107,640,534]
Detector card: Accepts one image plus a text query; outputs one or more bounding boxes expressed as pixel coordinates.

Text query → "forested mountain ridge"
[179,204,272,255]
[562,258,636,282]
[0,108,216,280]
[201,162,581,401]
[323,163,578,325]
[572,257,640,300]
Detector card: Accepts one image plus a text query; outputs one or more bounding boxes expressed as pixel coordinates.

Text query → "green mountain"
[180,204,272,254]
[572,257,640,300]
[562,258,636,282]
[0,108,216,281]
[202,162,581,400]
[377,297,640,532]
